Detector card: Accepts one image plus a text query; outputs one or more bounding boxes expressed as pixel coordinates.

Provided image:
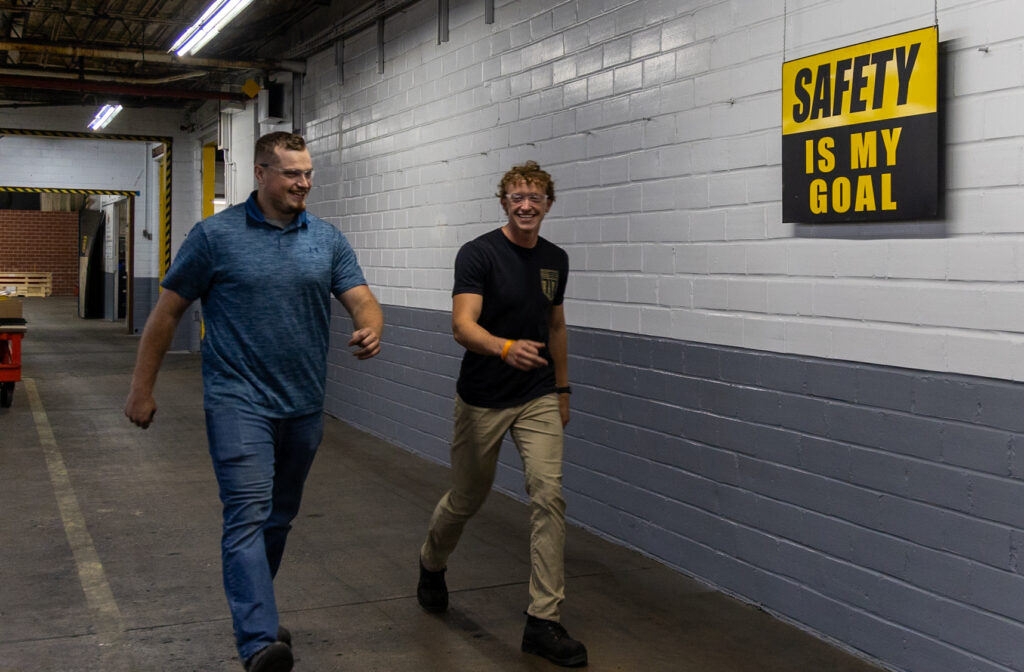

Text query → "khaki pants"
[420,393,566,621]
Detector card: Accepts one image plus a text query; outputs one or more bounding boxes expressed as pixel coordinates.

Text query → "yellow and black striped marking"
[0,127,170,143]
[0,186,138,196]
[161,144,172,280]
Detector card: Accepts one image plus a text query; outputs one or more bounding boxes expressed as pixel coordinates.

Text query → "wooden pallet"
[0,272,52,297]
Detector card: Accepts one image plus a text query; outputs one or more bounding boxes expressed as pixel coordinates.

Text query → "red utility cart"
[0,329,25,408]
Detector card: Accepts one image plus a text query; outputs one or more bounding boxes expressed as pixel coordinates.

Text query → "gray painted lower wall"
[325,303,1024,672]
[132,276,159,336]
[104,271,115,322]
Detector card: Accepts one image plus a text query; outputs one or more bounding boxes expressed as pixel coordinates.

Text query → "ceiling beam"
[0,65,205,84]
[0,73,251,101]
[0,39,306,73]
[0,3,189,29]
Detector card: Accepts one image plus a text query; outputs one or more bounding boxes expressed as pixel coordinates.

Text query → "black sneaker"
[521,615,588,667]
[243,642,293,672]
[277,625,291,647]
[417,558,448,613]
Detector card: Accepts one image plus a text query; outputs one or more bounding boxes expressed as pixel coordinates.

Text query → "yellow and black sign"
[782,26,938,223]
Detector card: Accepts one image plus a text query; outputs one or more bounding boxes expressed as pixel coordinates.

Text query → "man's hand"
[125,390,157,429]
[349,327,381,359]
[503,339,548,371]
[123,288,192,431]
[339,285,383,361]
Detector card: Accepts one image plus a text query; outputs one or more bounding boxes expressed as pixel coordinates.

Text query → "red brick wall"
[0,210,79,296]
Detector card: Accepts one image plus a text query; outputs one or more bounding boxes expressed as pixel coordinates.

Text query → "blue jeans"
[204,407,323,660]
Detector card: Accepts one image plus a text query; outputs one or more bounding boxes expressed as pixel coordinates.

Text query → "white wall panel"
[300,0,1024,381]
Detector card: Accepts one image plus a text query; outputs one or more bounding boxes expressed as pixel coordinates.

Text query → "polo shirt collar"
[244,191,310,231]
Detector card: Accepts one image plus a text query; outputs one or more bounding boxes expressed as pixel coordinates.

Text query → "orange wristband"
[500,339,515,360]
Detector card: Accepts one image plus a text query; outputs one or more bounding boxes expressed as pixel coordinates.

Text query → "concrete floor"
[0,297,887,672]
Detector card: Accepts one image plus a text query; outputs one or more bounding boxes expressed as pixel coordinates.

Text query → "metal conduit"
[0,74,250,101]
[0,67,206,85]
[0,39,305,73]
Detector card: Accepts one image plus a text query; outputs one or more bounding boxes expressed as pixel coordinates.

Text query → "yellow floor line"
[24,378,125,645]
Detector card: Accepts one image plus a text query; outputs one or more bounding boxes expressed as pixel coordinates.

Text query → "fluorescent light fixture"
[88,104,123,131]
[170,0,255,57]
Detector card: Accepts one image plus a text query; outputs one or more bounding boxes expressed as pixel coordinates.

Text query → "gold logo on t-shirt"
[540,269,559,302]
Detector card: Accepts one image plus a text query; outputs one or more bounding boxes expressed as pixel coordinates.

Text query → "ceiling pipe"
[0,39,305,73]
[0,74,251,101]
[0,66,206,85]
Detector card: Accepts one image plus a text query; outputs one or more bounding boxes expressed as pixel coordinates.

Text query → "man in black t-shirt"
[416,161,587,667]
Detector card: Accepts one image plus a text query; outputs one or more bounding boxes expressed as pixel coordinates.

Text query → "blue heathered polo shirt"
[161,192,367,417]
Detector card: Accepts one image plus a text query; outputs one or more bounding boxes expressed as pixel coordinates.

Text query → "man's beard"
[283,193,307,214]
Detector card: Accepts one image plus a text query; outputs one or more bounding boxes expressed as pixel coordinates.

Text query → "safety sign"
[782,26,938,223]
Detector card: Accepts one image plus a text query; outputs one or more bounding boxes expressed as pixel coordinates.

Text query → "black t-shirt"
[453,228,569,408]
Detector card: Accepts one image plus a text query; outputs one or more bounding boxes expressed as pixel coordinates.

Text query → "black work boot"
[521,615,588,667]
[417,558,448,613]
[276,625,291,647]
[243,642,293,672]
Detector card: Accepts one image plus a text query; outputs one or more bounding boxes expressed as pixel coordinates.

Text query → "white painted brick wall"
[300,0,1024,375]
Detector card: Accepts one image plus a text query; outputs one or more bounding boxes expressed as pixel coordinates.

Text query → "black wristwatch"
[555,386,572,395]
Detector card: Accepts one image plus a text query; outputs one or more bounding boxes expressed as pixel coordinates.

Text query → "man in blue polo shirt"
[125,132,383,672]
